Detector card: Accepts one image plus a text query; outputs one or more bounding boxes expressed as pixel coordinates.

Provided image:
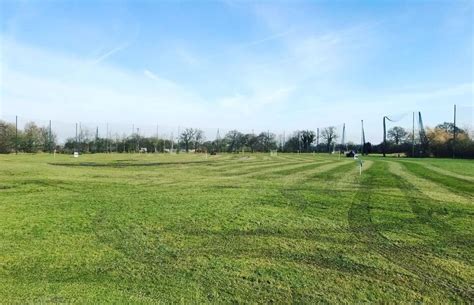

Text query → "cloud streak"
[91,43,129,65]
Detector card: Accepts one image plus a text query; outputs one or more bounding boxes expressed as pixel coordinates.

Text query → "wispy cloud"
[238,27,296,49]
[143,69,160,81]
[1,39,208,125]
[91,43,129,65]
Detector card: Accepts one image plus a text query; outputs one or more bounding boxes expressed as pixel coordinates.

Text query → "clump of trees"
[373,123,473,158]
[0,121,56,153]
[203,130,277,153]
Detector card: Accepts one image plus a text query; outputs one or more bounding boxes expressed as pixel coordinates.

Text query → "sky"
[0,0,473,143]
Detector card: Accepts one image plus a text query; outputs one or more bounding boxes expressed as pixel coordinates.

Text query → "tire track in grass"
[387,161,457,234]
[387,161,474,265]
[348,161,473,302]
[274,160,435,291]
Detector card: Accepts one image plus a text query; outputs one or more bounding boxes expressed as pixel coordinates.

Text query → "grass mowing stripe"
[251,160,337,178]
[389,162,472,206]
[349,161,473,302]
[402,162,474,197]
[280,161,364,217]
[403,161,474,182]
[216,159,305,176]
[206,158,281,170]
[296,160,354,181]
[238,160,333,179]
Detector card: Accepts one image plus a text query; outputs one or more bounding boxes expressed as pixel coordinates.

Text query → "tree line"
[0,120,472,158]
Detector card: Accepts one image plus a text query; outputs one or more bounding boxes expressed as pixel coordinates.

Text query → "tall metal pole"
[156,124,159,153]
[95,126,99,153]
[79,122,82,153]
[298,130,301,153]
[106,123,109,153]
[15,115,18,154]
[412,112,415,158]
[283,130,286,152]
[383,116,387,157]
[316,128,319,153]
[341,123,346,151]
[453,104,456,158]
[418,112,427,156]
[170,132,174,152]
[361,120,364,155]
[177,126,180,153]
[267,129,270,152]
[216,129,220,153]
[75,123,78,153]
[137,127,140,151]
[49,120,52,153]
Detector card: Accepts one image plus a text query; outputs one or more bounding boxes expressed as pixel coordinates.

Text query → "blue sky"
[1,0,472,142]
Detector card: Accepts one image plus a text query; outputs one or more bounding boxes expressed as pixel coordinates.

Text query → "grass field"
[0,153,473,303]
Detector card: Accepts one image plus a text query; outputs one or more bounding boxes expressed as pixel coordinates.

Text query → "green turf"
[0,153,473,303]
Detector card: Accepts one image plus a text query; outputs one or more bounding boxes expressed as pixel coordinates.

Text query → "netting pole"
[106,123,109,153]
[412,112,415,157]
[15,115,18,154]
[418,112,427,156]
[316,128,319,153]
[79,122,82,153]
[341,123,346,152]
[383,116,387,157]
[177,126,180,153]
[95,126,98,153]
[156,124,159,153]
[75,123,78,153]
[453,104,456,159]
[137,127,140,152]
[49,120,52,153]
[283,130,286,152]
[298,131,301,153]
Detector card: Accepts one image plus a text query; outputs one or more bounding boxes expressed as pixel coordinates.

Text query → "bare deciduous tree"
[180,128,196,152]
[321,127,338,152]
[387,126,408,145]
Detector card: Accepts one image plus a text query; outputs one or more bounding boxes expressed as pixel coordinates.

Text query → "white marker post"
[354,154,363,175]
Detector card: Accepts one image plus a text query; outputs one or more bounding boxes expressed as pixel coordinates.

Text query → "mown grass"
[0,153,472,303]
